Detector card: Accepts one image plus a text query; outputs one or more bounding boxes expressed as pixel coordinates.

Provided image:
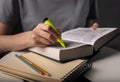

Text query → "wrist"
[21,31,34,49]
[11,31,34,51]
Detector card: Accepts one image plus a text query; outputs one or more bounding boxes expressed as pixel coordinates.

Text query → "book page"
[47,40,89,50]
[62,28,117,45]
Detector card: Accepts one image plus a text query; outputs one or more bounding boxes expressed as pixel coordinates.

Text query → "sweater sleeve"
[0,0,20,27]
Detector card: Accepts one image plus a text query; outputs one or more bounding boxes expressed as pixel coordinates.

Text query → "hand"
[31,23,60,47]
[90,22,99,30]
[0,23,60,52]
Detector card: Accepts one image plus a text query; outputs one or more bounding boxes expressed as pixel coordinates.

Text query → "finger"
[33,34,54,45]
[33,28,56,44]
[31,34,47,47]
[56,27,62,36]
[91,23,99,30]
[39,23,60,39]
[34,40,47,47]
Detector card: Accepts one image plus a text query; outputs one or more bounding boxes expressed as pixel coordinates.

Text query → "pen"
[20,54,50,76]
[43,17,66,48]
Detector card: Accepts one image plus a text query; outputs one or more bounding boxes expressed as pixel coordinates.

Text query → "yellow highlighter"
[43,18,66,48]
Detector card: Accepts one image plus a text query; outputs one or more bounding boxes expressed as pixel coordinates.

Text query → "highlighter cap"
[43,17,48,22]
[43,17,57,31]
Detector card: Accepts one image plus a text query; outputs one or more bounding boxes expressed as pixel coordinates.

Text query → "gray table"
[84,47,120,82]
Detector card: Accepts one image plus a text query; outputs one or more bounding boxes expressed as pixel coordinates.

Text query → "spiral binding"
[61,60,92,82]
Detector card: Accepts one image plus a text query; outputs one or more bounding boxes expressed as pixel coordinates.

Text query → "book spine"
[61,60,92,82]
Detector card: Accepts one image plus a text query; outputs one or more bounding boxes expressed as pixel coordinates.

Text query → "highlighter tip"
[61,43,66,48]
[57,39,66,48]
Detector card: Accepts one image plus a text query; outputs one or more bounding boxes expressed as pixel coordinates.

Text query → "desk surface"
[84,47,120,82]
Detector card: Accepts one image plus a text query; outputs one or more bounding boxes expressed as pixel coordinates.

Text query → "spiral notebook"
[0,52,92,82]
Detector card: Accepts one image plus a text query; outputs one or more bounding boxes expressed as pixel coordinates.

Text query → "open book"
[29,27,120,61]
[0,52,91,82]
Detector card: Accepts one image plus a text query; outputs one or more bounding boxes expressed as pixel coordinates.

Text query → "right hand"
[30,23,60,47]
[0,23,60,52]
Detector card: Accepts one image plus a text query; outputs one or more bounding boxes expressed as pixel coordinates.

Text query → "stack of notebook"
[0,52,91,82]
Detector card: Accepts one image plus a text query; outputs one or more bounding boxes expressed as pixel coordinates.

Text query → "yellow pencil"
[20,55,51,76]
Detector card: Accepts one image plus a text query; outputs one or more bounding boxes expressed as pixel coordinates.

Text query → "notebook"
[0,52,92,82]
[0,71,24,82]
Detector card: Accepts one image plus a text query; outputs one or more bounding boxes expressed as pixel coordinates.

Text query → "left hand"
[90,22,99,30]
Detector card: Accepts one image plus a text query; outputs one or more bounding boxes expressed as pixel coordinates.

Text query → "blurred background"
[97,0,120,51]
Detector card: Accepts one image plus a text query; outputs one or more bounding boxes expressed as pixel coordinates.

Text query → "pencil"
[15,54,42,74]
[20,55,51,76]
